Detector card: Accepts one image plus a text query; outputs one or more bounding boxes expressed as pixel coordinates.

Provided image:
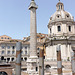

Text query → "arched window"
[68,26,71,32]
[61,5,62,9]
[24,57,27,61]
[45,65,51,69]
[50,28,51,33]
[59,5,60,10]
[1,56,4,60]
[12,58,14,61]
[58,26,61,32]
[7,58,10,62]
[0,71,8,75]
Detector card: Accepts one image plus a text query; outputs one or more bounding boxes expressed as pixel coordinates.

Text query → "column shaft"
[56,45,62,75]
[71,51,75,75]
[39,49,44,75]
[16,42,22,75]
[30,8,37,57]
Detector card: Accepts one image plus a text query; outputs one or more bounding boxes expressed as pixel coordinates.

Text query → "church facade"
[45,1,75,61]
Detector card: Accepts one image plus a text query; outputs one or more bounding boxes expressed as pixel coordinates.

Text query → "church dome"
[49,1,74,24]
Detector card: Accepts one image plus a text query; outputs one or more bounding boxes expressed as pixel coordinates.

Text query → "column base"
[27,56,39,75]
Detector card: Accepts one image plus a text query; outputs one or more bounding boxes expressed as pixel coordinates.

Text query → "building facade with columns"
[45,1,75,61]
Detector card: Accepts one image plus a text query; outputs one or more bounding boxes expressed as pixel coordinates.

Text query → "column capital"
[28,0,38,10]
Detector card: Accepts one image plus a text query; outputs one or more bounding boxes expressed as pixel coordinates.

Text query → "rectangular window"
[36,67,38,71]
[58,26,61,32]
[21,51,23,54]
[25,51,27,55]
[50,28,52,33]
[7,46,10,49]
[59,5,60,10]
[1,46,5,49]
[25,46,27,49]
[1,51,4,54]
[1,37,3,39]
[12,51,15,54]
[61,5,62,9]
[68,26,71,31]
[7,51,10,54]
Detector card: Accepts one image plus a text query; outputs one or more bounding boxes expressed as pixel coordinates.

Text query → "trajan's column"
[27,0,38,74]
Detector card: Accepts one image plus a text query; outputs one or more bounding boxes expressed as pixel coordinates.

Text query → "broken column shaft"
[16,42,22,75]
[39,48,44,75]
[56,45,62,75]
[71,47,75,75]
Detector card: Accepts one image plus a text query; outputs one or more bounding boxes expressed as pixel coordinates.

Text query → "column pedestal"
[27,56,38,75]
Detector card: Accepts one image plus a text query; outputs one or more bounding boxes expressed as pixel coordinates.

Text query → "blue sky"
[0,0,75,39]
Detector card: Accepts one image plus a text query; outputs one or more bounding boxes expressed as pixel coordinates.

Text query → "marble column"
[56,45,62,75]
[27,0,38,74]
[16,42,22,75]
[29,0,38,58]
[39,49,44,75]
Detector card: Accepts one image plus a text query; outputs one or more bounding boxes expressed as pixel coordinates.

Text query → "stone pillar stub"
[71,46,75,74]
[56,44,62,75]
[39,49,44,75]
[16,42,22,75]
[16,42,22,51]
